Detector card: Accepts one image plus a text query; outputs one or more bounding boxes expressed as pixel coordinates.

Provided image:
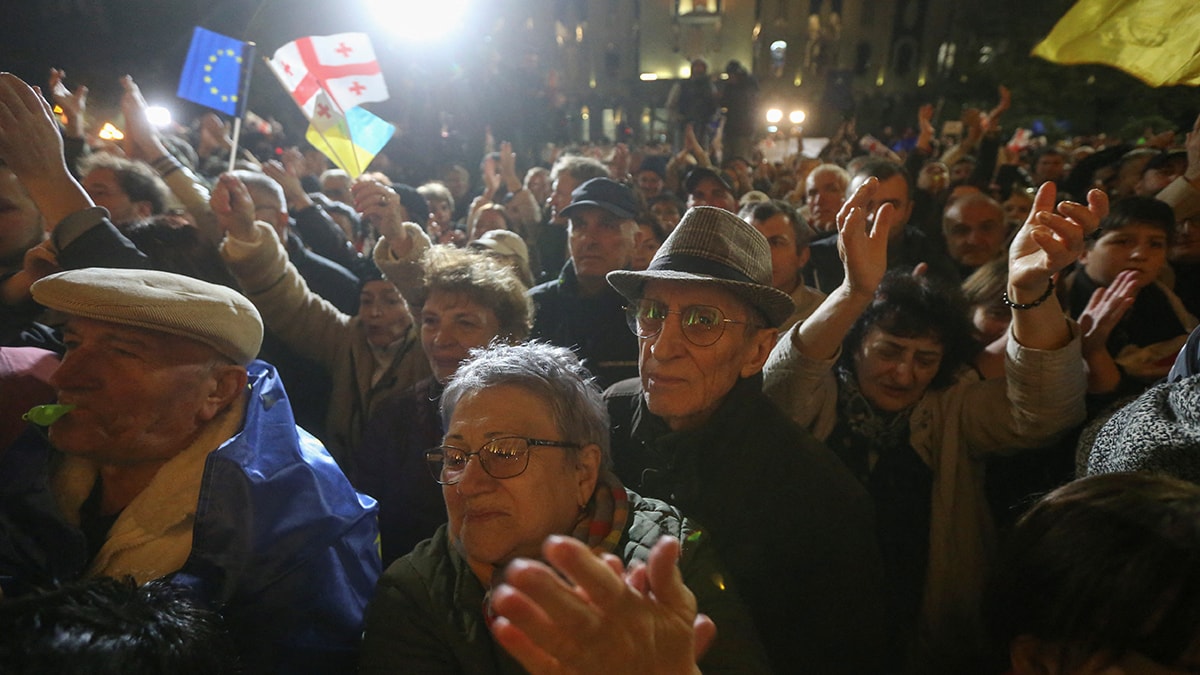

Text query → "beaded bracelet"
[1002,278,1055,310]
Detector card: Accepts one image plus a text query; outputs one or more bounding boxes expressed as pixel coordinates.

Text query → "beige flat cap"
[32,268,263,364]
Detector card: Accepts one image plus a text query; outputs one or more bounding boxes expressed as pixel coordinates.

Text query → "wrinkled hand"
[22,240,60,283]
[119,75,167,161]
[1008,182,1107,296]
[352,178,406,234]
[0,73,70,182]
[837,177,897,297]
[48,68,86,137]
[1079,269,1137,357]
[490,535,712,675]
[211,173,258,241]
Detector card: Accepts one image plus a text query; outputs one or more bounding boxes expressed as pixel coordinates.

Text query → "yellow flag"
[1032,0,1200,87]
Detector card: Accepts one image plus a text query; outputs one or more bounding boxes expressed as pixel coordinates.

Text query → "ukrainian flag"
[306,106,395,177]
[1032,1,1200,87]
[178,27,247,115]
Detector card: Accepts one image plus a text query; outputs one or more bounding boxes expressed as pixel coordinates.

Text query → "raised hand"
[1078,269,1137,358]
[211,173,258,241]
[119,75,168,162]
[1008,182,1107,298]
[262,159,311,211]
[837,177,897,298]
[48,68,87,138]
[489,535,711,675]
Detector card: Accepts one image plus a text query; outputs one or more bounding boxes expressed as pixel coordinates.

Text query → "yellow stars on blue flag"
[178,27,247,115]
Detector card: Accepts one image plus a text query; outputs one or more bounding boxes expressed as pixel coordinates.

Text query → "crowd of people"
[1,61,1199,674]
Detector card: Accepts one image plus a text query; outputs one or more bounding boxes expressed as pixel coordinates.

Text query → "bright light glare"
[789,110,805,124]
[765,108,783,124]
[146,106,172,128]
[365,0,469,43]
[639,73,658,81]
[98,122,124,141]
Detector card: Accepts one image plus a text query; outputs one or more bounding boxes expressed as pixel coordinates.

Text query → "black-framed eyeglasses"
[624,298,752,347]
[424,436,583,485]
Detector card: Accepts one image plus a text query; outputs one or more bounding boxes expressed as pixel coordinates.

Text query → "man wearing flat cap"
[605,206,888,673]
[528,176,641,387]
[0,267,381,673]
[683,166,739,213]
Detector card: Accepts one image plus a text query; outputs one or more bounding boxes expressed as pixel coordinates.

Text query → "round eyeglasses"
[425,436,582,485]
[624,299,754,347]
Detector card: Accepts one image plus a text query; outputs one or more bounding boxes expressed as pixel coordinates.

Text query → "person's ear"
[573,443,602,508]
[798,245,811,269]
[197,364,249,422]
[739,326,778,378]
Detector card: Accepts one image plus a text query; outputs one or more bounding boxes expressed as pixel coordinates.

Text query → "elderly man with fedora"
[604,206,888,673]
[0,267,381,673]
[528,176,641,388]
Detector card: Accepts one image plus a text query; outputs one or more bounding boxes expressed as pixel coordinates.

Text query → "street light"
[789,110,805,125]
[365,0,468,43]
[146,105,172,129]
[765,108,783,124]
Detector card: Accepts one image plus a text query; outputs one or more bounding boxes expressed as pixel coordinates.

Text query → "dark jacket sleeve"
[291,205,365,274]
[52,208,150,271]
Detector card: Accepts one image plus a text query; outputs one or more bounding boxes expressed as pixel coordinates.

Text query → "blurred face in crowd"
[567,206,635,284]
[806,169,847,232]
[549,174,582,226]
[442,385,598,584]
[631,223,663,271]
[687,177,737,213]
[650,200,683,232]
[637,281,774,431]
[1171,216,1200,265]
[525,169,551,205]
[752,212,807,294]
[1035,152,1066,183]
[0,167,44,266]
[420,290,502,384]
[429,199,453,230]
[442,166,470,201]
[359,280,411,348]
[1081,223,1168,289]
[320,174,353,205]
[1003,192,1034,229]
[849,173,913,240]
[471,208,509,242]
[854,326,944,413]
[83,168,150,225]
[942,197,1008,268]
[636,170,665,199]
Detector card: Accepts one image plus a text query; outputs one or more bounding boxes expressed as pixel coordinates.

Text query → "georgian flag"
[267,32,388,119]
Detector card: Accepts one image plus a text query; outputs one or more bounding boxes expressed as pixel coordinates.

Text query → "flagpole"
[228,41,257,172]
[260,55,355,174]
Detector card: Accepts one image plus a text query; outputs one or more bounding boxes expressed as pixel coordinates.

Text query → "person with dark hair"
[77,152,168,225]
[984,472,1200,675]
[745,199,825,330]
[765,178,1097,671]
[805,158,958,292]
[1062,196,1197,396]
[647,193,685,232]
[0,578,240,674]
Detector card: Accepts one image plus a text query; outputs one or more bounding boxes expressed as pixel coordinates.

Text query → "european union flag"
[177,27,246,116]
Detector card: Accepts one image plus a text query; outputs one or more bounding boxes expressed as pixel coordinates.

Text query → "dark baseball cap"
[683,166,735,195]
[560,177,638,220]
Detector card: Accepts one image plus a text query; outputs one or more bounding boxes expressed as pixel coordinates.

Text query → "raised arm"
[791,177,898,360]
[1006,182,1107,350]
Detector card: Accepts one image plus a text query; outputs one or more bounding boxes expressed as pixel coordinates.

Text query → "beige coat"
[762,323,1085,655]
[222,223,430,471]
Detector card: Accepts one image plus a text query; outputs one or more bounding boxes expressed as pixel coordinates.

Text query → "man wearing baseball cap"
[0,267,380,672]
[528,177,641,387]
[683,166,739,213]
[604,205,887,673]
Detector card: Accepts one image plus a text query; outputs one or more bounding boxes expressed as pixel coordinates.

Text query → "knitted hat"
[32,268,263,364]
[607,206,794,327]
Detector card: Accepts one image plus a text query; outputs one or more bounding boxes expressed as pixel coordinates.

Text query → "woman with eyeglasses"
[763,179,1098,671]
[359,342,771,673]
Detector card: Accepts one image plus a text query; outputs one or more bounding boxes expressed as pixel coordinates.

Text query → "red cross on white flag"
[266,32,388,120]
